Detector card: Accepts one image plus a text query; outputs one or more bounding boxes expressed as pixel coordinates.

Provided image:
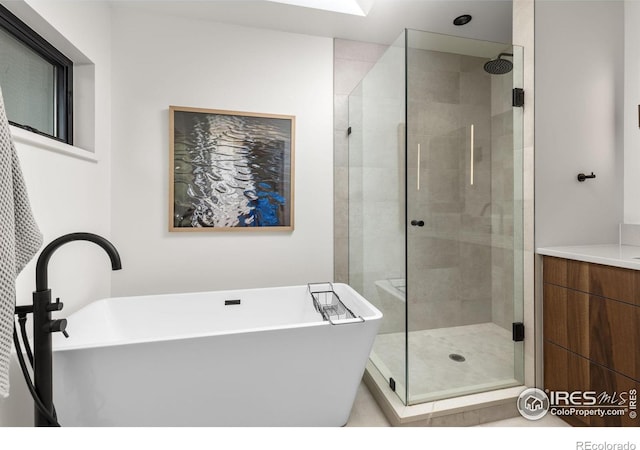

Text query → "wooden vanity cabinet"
[542,256,640,427]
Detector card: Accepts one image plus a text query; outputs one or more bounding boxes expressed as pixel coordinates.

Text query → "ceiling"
[110,0,513,46]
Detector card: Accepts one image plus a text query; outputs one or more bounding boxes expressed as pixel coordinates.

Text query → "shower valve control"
[48,319,69,338]
[411,220,425,227]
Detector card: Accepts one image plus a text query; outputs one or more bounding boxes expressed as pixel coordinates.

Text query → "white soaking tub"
[52,283,381,427]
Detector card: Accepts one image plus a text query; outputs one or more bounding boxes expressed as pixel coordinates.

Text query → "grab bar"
[307,282,365,325]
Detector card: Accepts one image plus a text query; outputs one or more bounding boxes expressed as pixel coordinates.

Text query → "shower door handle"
[411,220,424,227]
[470,124,474,186]
[417,143,421,191]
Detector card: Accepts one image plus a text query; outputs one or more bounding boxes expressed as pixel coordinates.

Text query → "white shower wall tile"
[334,39,389,64]
[333,94,349,132]
[334,39,391,283]
[334,58,377,96]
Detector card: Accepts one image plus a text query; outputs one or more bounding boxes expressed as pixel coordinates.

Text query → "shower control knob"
[48,318,69,337]
[411,220,425,227]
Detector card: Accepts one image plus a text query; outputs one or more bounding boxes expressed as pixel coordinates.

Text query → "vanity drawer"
[543,283,640,381]
[543,256,640,306]
[544,342,640,427]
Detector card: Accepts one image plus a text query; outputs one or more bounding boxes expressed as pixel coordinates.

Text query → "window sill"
[10,125,98,163]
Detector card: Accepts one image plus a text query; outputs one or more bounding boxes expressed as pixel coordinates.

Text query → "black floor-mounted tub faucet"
[19,232,121,426]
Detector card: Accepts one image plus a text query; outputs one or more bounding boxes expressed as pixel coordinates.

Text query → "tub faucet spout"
[35,232,122,292]
[30,232,122,426]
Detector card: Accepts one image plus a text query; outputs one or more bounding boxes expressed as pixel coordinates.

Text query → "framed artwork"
[169,106,295,232]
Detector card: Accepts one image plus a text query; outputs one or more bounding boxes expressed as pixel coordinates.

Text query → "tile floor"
[346,381,570,427]
[370,323,519,404]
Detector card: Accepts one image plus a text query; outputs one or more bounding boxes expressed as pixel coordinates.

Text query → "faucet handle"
[48,318,69,338]
[47,297,64,312]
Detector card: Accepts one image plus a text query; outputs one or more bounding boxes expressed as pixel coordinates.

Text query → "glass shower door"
[405,29,524,404]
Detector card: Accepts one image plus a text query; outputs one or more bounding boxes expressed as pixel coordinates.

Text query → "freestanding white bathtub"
[52,283,381,426]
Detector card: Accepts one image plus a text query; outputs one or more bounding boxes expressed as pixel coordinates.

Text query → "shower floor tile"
[370,322,520,404]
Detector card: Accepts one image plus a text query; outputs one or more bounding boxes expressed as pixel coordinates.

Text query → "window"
[0,4,73,144]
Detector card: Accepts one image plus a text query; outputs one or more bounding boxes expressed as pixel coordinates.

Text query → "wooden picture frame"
[169,106,295,232]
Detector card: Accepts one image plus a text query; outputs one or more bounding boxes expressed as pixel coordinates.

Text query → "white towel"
[0,86,43,398]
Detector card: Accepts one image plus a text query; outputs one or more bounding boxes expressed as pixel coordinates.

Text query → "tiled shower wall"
[334,39,389,284]
[348,40,406,335]
[406,49,494,330]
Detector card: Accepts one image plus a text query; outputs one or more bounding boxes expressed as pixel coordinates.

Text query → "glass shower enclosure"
[348,29,524,405]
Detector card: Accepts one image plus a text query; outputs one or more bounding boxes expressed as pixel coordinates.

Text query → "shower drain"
[449,353,466,362]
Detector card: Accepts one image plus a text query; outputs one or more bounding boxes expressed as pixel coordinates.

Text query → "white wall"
[6,0,113,311]
[110,8,334,296]
[625,1,640,223]
[0,0,112,426]
[535,1,624,247]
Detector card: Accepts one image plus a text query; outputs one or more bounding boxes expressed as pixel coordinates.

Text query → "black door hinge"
[513,88,525,107]
[347,126,352,136]
[513,322,525,342]
[389,377,396,392]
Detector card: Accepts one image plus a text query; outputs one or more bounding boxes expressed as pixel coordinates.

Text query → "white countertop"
[537,244,640,270]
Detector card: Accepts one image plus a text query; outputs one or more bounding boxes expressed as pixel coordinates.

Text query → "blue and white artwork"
[170,106,294,231]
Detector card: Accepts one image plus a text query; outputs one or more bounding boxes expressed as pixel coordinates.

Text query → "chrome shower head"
[484,53,513,75]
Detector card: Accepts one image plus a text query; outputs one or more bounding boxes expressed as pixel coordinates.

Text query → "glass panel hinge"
[512,88,525,107]
[512,322,525,342]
